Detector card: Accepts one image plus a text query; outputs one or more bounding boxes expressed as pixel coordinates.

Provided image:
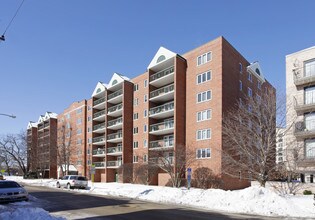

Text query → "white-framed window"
[77,129,82,135]
[256,94,261,102]
[239,80,242,91]
[143,154,148,162]
[144,79,148,88]
[144,94,148,103]
[144,139,147,148]
[134,84,139,91]
[144,109,147,118]
[196,148,211,159]
[305,59,315,77]
[197,52,212,66]
[196,128,211,140]
[87,116,91,121]
[133,127,138,134]
[144,124,147,132]
[248,72,252,82]
[66,122,70,129]
[77,139,82,145]
[66,113,70,119]
[197,109,212,122]
[133,113,138,120]
[197,90,211,103]
[239,63,243,73]
[305,139,315,158]
[133,141,138,149]
[133,155,139,163]
[88,127,91,133]
[134,98,139,106]
[248,88,252,97]
[257,81,262,90]
[76,108,82,114]
[88,106,92,111]
[197,71,211,84]
[87,138,92,143]
[77,118,82,125]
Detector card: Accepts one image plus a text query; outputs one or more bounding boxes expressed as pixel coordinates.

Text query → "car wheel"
[67,183,71,189]
[56,182,60,188]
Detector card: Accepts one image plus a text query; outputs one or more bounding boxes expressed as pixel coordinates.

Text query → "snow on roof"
[27,121,38,129]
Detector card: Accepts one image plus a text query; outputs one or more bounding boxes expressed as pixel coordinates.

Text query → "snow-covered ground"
[1,176,315,219]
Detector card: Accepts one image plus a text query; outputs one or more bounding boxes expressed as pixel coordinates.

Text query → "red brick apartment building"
[27,36,274,189]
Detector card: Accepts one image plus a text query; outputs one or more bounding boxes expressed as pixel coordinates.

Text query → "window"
[133,155,139,163]
[196,129,211,140]
[134,84,139,91]
[239,63,243,73]
[196,148,211,159]
[87,116,91,121]
[87,160,91,165]
[143,154,148,162]
[305,139,315,158]
[239,80,242,91]
[77,160,82,165]
[133,113,138,120]
[305,86,315,105]
[134,98,139,106]
[144,139,147,148]
[144,79,148,88]
[197,90,211,103]
[144,124,147,132]
[144,109,147,117]
[248,72,252,82]
[87,149,90,155]
[197,109,212,122]
[77,118,82,125]
[66,122,70,129]
[77,139,82,145]
[248,104,252,112]
[257,81,262,90]
[77,129,82,134]
[248,88,252,97]
[133,127,138,134]
[305,59,315,77]
[88,106,92,111]
[87,138,92,143]
[197,71,211,84]
[88,127,91,133]
[197,52,212,66]
[144,94,148,103]
[66,132,70,138]
[133,141,138,149]
[66,113,70,119]
[76,108,82,114]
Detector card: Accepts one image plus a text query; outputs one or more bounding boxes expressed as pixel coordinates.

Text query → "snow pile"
[4,176,315,218]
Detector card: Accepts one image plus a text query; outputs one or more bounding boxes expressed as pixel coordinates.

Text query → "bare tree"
[0,131,28,176]
[150,145,196,188]
[222,89,278,187]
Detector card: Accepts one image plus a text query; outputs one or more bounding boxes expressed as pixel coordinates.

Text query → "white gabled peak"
[45,112,57,120]
[92,82,107,97]
[107,73,130,89]
[37,115,45,123]
[27,121,38,129]
[247,62,265,82]
[147,47,177,70]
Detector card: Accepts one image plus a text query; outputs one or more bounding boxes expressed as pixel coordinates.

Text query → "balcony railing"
[150,84,174,99]
[293,64,315,86]
[150,66,174,82]
[149,139,174,149]
[107,145,123,154]
[108,117,122,127]
[149,101,174,116]
[93,97,106,106]
[294,119,315,139]
[294,94,315,115]
[92,136,105,143]
[107,131,122,140]
[94,162,106,168]
[150,120,174,132]
[93,122,106,131]
[108,89,123,100]
[151,156,174,165]
[93,110,106,118]
[92,148,105,155]
[107,103,123,114]
[107,160,122,167]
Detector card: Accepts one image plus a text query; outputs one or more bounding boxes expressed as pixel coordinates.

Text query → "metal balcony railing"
[293,63,315,86]
[107,131,122,140]
[108,117,123,127]
[107,160,122,167]
[150,66,174,82]
[107,145,123,154]
[149,101,174,116]
[92,136,105,143]
[92,148,105,155]
[107,103,123,114]
[149,139,174,149]
[93,110,106,118]
[150,84,174,99]
[150,120,174,132]
[93,122,106,131]
[94,161,106,168]
[108,89,123,100]
[93,97,106,106]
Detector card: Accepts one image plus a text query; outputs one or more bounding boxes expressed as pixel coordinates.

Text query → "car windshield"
[77,177,87,181]
[0,181,21,188]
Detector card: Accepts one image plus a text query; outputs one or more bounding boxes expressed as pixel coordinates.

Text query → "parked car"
[56,175,88,189]
[0,180,29,203]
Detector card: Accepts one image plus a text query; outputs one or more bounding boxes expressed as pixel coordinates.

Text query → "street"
[25,184,279,220]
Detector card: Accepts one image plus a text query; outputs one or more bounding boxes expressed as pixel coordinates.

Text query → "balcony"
[107,131,123,143]
[107,103,123,117]
[93,97,106,109]
[94,161,106,169]
[150,66,174,87]
[107,160,122,168]
[294,120,315,140]
[150,84,174,102]
[38,125,44,130]
[93,110,106,121]
[149,101,174,119]
[294,94,315,115]
[149,139,174,150]
[92,136,106,145]
[92,148,106,157]
[107,145,123,155]
[93,122,106,133]
[107,117,123,130]
[293,64,315,87]
[150,120,174,135]
[107,89,123,104]
[151,156,174,165]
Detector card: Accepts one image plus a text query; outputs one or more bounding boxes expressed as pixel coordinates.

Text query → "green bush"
[303,190,313,195]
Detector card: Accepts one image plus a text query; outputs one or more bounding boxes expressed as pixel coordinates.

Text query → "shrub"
[303,190,313,195]
[192,167,222,189]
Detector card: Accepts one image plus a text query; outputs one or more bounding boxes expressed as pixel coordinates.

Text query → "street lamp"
[0,113,16,118]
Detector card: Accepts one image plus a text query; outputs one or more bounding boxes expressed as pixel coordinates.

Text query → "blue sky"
[0,0,314,134]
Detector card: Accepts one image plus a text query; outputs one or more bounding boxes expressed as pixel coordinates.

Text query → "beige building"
[286,46,315,183]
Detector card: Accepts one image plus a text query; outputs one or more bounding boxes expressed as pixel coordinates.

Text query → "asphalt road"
[25,184,282,220]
